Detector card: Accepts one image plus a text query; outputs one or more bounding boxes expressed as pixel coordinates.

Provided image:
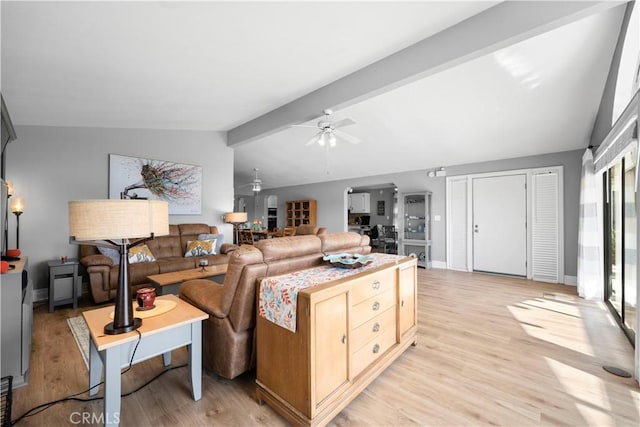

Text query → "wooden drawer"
[350,306,395,351]
[351,328,396,377]
[350,268,396,305]
[351,288,395,328]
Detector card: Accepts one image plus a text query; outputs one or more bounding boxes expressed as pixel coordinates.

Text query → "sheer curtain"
[577,148,602,300]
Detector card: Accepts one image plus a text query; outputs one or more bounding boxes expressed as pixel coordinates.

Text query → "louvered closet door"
[532,172,559,282]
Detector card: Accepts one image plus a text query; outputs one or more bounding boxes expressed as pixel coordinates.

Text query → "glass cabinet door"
[402,192,432,268]
[404,194,426,241]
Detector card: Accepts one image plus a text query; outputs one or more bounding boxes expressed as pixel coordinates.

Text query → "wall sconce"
[3,181,12,256]
[10,196,24,249]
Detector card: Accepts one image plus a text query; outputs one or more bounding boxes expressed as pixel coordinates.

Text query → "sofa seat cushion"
[180,279,225,319]
[156,257,195,273]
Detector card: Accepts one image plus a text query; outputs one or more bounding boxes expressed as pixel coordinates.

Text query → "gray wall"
[251,148,581,276]
[447,149,583,277]
[5,125,234,292]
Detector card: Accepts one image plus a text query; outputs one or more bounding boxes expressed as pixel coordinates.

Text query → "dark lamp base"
[103,317,142,335]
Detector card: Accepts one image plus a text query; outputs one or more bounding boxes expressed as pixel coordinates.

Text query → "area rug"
[67,316,90,370]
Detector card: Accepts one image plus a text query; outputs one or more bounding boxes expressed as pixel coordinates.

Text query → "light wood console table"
[256,254,417,426]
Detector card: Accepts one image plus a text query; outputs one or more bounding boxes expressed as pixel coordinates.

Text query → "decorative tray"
[323,253,375,269]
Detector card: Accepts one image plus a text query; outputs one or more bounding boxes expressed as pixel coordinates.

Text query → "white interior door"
[473,174,527,276]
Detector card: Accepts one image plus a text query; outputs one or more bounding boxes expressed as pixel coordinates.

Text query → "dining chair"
[238,229,255,245]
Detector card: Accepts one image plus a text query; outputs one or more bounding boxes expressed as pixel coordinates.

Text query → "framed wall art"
[109,154,202,215]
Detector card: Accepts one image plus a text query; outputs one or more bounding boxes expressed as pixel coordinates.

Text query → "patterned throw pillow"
[98,246,121,264]
[197,233,223,254]
[128,244,156,264]
[185,239,216,257]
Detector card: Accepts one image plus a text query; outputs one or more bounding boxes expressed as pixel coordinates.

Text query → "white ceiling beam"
[227,1,623,147]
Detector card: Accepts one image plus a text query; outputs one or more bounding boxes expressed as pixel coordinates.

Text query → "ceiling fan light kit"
[298,109,360,147]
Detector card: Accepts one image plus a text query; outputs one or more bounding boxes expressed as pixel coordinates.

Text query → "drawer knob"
[372,344,380,354]
[372,322,380,332]
[341,334,347,344]
[401,299,404,307]
[372,301,380,311]
[372,280,381,290]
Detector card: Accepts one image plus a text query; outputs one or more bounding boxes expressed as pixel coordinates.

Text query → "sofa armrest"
[220,243,239,254]
[180,279,226,319]
[80,254,114,267]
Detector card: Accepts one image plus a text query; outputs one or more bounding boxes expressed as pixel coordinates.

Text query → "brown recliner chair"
[179,246,267,379]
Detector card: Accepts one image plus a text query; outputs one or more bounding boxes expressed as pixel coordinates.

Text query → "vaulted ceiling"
[1,1,628,194]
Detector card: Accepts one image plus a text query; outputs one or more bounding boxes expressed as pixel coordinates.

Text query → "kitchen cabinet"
[348,193,370,213]
[256,256,417,426]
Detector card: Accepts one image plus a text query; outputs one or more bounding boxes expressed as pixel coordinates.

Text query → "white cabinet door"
[349,193,370,213]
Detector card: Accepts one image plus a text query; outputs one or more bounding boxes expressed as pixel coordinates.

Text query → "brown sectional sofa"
[79,223,237,303]
[179,231,371,379]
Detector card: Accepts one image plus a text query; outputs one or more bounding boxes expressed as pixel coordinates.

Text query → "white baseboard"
[33,288,48,302]
[431,260,447,269]
[563,275,577,286]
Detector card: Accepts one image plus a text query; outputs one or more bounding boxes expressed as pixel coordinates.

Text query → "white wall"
[4,125,234,292]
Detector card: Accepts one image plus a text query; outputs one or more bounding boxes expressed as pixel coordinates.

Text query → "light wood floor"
[12,269,640,426]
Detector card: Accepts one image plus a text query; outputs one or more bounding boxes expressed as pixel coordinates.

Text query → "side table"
[82,294,207,426]
[47,259,81,312]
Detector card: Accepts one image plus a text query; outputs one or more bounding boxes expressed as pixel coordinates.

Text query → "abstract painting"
[109,154,202,215]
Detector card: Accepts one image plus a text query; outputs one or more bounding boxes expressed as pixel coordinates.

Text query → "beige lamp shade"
[224,212,247,224]
[69,199,169,241]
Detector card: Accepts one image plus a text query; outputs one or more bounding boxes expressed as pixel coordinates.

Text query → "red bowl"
[5,249,21,257]
[0,261,9,273]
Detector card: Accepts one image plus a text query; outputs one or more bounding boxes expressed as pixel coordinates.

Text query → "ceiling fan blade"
[334,128,361,144]
[291,124,317,128]
[305,131,322,146]
[332,118,356,128]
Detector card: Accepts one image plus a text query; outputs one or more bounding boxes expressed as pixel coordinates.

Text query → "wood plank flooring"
[11,269,640,426]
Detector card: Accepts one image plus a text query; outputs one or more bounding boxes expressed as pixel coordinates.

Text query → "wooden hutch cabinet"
[285,199,317,227]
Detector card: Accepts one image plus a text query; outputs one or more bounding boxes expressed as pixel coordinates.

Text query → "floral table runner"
[259,253,403,332]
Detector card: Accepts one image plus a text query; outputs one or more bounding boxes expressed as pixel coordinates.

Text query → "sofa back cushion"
[257,235,321,262]
[179,223,219,253]
[320,232,371,255]
[147,224,182,258]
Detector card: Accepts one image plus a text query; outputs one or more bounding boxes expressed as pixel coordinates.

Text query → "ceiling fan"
[295,109,361,147]
[246,168,262,192]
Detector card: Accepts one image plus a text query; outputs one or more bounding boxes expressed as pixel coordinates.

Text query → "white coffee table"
[82,294,208,426]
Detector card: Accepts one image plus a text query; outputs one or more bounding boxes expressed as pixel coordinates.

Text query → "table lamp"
[69,199,169,335]
[224,212,247,245]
